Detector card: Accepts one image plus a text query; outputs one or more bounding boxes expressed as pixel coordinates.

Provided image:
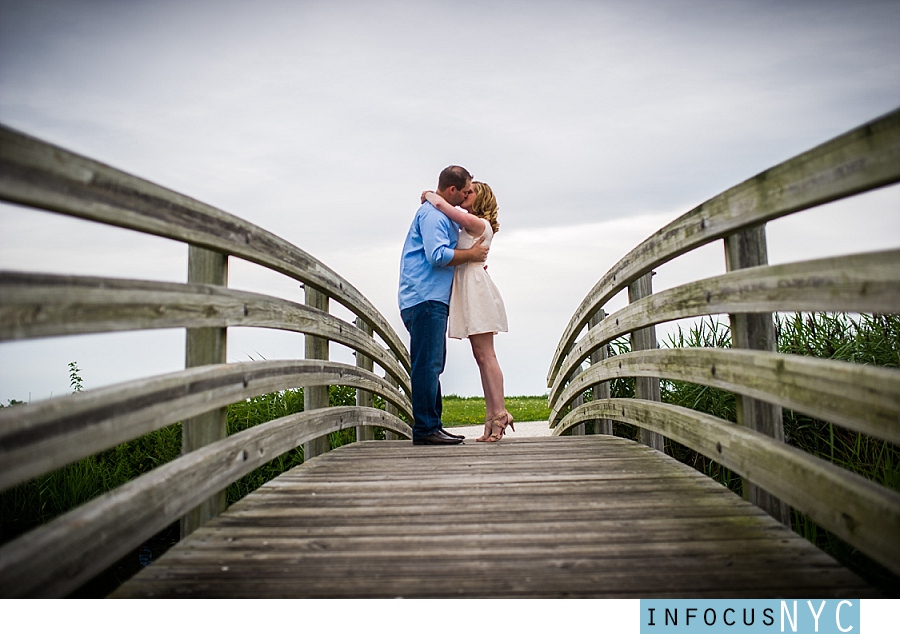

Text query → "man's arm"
[447,236,488,266]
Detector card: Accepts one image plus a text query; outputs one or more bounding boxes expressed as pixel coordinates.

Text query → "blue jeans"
[401,300,448,440]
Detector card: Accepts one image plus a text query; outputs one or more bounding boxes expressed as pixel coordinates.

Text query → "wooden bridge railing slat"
[0,360,412,491]
[550,248,900,399]
[0,124,410,374]
[548,107,900,386]
[0,271,412,396]
[549,348,900,445]
[0,406,409,599]
[556,399,900,577]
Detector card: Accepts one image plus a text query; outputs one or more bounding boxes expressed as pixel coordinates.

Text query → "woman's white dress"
[448,218,508,339]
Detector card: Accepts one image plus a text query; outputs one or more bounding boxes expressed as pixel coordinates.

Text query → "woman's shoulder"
[465,216,491,237]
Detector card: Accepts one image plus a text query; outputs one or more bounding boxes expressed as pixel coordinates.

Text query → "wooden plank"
[724,224,790,524]
[0,124,410,373]
[549,348,900,445]
[549,248,900,396]
[548,107,900,385]
[182,246,229,536]
[0,271,411,395]
[628,272,665,451]
[110,436,873,598]
[0,360,412,491]
[0,407,409,598]
[558,400,900,576]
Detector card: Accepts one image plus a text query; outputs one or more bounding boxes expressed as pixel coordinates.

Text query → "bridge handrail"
[547,108,900,385]
[556,399,900,578]
[0,125,413,597]
[547,108,900,578]
[0,124,410,372]
[0,271,412,397]
[549,248,900,401]
[0,405,409,598]
[550,348,900,445]
[0,359,413,491]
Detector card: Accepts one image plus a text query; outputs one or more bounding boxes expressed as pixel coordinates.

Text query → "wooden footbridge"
[1,111,899,598]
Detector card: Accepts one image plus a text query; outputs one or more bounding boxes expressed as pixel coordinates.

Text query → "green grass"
[441,394,550,426]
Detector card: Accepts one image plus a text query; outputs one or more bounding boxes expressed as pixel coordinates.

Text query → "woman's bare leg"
[469,333,506,419]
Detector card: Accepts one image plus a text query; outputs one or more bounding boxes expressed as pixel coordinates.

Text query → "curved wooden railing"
[0,125,413,597]
[547,108,900,577]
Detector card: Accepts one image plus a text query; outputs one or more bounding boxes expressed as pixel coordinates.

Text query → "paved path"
[448,419,552,439]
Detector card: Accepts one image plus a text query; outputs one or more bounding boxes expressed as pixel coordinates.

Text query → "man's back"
[398,202,459,311]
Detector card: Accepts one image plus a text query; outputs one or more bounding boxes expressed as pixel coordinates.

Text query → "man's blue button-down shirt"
[398,201,459,311]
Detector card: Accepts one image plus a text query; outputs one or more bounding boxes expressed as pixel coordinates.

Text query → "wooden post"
[628,272,665,452]
[570,379,586,435]
[303,286,331,460]
[725,225,791,525]
[590,309,614,435]
[355,317,375,441]
[384,373,401,441]
[181,246,228,538]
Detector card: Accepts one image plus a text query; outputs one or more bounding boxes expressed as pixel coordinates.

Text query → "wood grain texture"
[182,245,229,536]
[588,310,613,435]
[0,407,409,598]
[109,436,874,598]
[724,224,790,524]
[549,348,900,445]
[0,271,411,395]
[550,249,900,394]
[0,360,412,491]
[548,108,900,385]
[628,272,664,451]
[354,317,376,442]
[303,287,331,460]
[0,124,409,373]
[556,400,900,577]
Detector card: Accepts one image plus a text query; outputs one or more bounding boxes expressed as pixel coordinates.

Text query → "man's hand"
[447,235,489,266]
[469,236,489,262]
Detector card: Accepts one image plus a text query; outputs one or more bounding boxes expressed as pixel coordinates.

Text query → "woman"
[422,182,514,442]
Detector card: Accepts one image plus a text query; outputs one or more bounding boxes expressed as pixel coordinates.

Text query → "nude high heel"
[475,418,493,442]
[485,411,515,442]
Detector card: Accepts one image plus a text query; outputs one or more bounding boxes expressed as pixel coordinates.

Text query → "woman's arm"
[423,191,485,236]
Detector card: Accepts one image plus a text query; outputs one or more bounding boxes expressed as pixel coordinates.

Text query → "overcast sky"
[1,0,899,405]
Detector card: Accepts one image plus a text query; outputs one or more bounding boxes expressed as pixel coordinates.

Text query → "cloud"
[1,0,898,403]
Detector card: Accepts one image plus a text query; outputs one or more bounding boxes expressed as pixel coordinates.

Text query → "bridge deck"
[112,435,875,598]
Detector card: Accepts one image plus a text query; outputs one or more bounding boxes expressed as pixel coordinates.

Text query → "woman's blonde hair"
[470,181,499,234]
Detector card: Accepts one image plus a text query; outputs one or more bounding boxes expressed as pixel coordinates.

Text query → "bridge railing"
[0,125,412,597]
[546,109,900,577]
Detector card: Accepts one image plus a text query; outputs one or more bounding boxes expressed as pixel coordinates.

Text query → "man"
[399,165,489,445]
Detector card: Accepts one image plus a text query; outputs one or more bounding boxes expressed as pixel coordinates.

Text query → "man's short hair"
[438,165,473,191]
